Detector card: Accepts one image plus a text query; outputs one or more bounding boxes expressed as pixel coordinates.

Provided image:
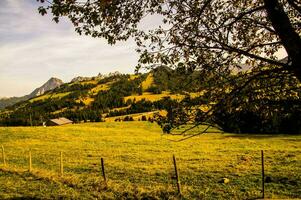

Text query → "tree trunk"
[264,0,301,81]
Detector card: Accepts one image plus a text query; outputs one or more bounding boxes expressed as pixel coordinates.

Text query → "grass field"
[29,92,71,103]
[141,74,154,91]
[0,122,300,199]
[90,84,110,95]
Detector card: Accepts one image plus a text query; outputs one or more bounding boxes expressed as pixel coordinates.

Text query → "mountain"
[29,77,63,98]
[0,77,63,110]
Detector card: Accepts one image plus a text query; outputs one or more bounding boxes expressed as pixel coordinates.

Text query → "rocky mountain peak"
[29,77,63,97]
[71,76,91,83]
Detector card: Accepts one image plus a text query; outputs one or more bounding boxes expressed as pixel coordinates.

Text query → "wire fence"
[1,145,300,199]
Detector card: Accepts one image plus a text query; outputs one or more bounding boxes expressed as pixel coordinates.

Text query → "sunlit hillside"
[0,69,205,126]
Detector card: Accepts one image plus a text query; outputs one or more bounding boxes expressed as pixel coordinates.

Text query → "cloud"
[0,0,139,97]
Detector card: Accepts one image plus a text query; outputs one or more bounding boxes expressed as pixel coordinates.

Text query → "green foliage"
[145,85,162,94]
[55,83,96,93]
[123,116,134,121]
[151,66,205,93]
[212,101,301,134]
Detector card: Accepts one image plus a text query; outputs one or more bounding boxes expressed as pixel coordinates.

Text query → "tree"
[38,0,300,78]
[38,0,301,135]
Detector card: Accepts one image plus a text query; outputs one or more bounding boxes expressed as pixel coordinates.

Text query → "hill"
[0,68,204,126]
[0,96,30,110]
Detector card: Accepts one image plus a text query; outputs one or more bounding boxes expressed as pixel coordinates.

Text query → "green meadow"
[0,122,300,199]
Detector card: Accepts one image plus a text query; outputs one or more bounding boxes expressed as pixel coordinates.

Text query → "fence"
[0,145,299,199]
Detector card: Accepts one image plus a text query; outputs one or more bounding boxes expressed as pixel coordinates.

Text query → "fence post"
[173,155,181,196]
[261,150,265,199]
[101,158,107,186]
[60,151,63,176]
[29,150,32,172]
[1,145,5,166]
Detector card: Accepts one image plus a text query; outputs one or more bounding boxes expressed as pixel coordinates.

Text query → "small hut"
[46,117,73,126]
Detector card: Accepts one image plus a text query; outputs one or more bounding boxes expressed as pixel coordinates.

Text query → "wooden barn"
[46,117,73,126]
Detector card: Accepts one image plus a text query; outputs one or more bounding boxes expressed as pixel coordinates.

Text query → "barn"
[46,117,73,126]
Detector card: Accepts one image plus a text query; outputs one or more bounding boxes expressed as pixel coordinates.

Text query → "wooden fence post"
[101,158,107,185]
[1,145,5,166]
[60,151,63,176]
[173,155,181,196]
[29,150,32,172]
[261,150,265,199]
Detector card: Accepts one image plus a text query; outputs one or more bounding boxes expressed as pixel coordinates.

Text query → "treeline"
[53,109,102,123]
[52,83,96,93]
[106,97,178,118]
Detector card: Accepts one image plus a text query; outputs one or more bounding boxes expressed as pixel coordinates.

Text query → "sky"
[0,0,287,97]
[0,0,142,97]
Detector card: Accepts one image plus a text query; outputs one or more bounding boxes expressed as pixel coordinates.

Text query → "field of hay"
[0,122,300,199]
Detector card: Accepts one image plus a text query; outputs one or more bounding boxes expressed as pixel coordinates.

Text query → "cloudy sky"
[0,1,287,97]
[0,0,142,97]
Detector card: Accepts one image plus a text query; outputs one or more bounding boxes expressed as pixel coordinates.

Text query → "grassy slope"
[13,74,195,115]
[0,122,300,199]
[141,73,154,90]
[29,92,71,103]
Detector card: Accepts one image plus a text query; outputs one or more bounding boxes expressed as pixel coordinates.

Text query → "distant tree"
[126,99,133,106]
[148,117,154,123]
[146,86,162,94]
[123,116,134,121]
[95,115,102,122]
